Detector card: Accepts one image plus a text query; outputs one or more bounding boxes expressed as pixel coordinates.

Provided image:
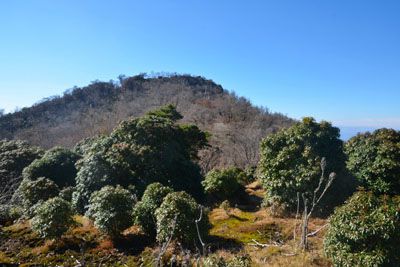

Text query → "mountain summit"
[0,74,293,171]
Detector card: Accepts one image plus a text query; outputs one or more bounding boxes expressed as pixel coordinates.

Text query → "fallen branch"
[250,239,282,248]
[307,223,328,237]
[281,253,297,257]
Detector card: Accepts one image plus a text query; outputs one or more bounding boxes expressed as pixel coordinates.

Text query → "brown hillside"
[0,74,293,171]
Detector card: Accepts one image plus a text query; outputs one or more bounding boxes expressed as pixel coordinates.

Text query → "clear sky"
[0,1,399,138]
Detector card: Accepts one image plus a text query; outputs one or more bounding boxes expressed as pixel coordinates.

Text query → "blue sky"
[0,1,399,138]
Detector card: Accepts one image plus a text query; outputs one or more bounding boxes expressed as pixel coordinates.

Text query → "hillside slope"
[0,74,293,170]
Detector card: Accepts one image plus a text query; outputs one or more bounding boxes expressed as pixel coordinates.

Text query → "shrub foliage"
[86,185,135,238]
[0,140,43,202]
[324,191,400,267]
[202,167,246,201]
[31,197,73,239]
[18,177,59,214]
[23,147,80,187]
[72,153,115,213]
[0,140,43,176]
[345,128,400,194]
[132,182,173,237]
[73,105,208,213]
[155,191,208,247]
[59,186,75,202]
[258,117,353,212]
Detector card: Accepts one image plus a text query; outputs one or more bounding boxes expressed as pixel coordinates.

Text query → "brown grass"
[0,252,12,264]
[209,207,331,267]
[245,180,265,198]
[31,240,53,255]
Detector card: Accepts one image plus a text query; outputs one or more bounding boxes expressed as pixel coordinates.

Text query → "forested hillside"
[0,74,293,171]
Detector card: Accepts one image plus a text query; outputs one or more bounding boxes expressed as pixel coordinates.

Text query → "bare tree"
[297,158,336,250]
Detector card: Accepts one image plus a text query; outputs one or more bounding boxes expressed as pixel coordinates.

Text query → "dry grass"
[0,251,12,264]
[93,238,114,251]
[31,239,53,255]
[123,225,142,236]
[245,180,265,198]
[209,207,331,267]
[69,215,99,240]
[3,220,31,234]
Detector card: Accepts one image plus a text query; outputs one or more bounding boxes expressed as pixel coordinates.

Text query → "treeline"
[0,74,293,171]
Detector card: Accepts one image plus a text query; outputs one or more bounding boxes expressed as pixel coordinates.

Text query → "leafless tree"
[297,158,336,250]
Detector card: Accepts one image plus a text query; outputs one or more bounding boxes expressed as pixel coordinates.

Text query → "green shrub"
[86,185,135,238]
[0,140,43,203]
[23,147,80,187]
[244,166,257,184]
[72,153,115,213]
[258,117,355,212]
[202,167,245,201]
[146,104,183,121]
[108,105,208,197]
[324,191,400,267]
[155,191,208,247]
[59,186,75,202]
[0,205,23,225]
[74,135,106,155]
[31,197,73,239]
[18,177,59,215]
[73,105,208,213]
[345,128,400,194]
[132,182,173,237]
[0,140,43,178]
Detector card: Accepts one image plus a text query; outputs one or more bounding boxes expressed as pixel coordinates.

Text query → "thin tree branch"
[156,214,178,267]
[195,205,206,256]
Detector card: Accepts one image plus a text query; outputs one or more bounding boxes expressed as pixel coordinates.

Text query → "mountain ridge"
[0,74,294,171]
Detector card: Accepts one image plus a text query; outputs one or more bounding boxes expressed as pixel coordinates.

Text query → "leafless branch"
[250,239,282,248]
[195,205,206,256]
[156,214,178,267]
[298,158,336,250]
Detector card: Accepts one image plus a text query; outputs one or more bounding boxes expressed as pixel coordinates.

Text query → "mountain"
[0,74,293,171]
